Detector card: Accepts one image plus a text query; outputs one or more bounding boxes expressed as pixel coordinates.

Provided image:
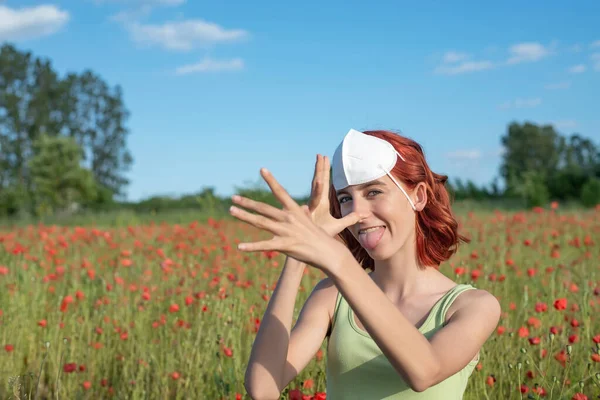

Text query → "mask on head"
[332,129,416,211]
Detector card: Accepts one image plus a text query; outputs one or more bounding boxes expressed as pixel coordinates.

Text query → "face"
[335,175,426,259]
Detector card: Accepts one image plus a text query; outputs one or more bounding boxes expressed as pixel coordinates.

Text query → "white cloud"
[434,60,494,75]
[506,42,551,65]
[442,51,469,64]
[445,150,482,161]
[175,57,243,75]
[99,0,185,23]
[110,6,153,22]
[434,41,553,76]
[544,81,570,90]
[498,98,542,110]
[0,4,69,41]
[591,40,600,48]
[95,0,185,5]
[128,19,248,51]
[592,53,600,71]
[568,64,586,74]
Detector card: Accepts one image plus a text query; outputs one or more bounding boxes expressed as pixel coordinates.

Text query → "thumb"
[335,212,366,231]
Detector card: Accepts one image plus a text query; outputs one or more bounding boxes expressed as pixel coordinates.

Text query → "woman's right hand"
[301,154,366,237]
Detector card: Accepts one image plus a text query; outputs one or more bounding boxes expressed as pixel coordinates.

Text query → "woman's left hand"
[229,168,361,273]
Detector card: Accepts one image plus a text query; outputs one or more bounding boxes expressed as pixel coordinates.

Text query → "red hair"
[328,130,470,270]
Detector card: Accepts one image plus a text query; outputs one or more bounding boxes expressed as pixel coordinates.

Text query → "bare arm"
[244,256,332,400]
[326,251,500,392]
[243,154,357,399]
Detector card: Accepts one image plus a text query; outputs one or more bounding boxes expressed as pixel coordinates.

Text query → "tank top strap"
[330,289,343,333]
[435,284,477,325]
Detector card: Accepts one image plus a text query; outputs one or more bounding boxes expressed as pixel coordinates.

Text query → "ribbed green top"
[325,284,479,400]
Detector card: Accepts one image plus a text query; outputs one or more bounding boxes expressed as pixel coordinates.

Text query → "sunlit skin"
[334,174,453,300]
[230,159,501,393]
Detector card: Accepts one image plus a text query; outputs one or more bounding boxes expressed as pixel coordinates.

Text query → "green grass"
[0,206,599,399]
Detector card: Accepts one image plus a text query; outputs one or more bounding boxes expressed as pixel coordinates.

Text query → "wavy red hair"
[328,130,470,271]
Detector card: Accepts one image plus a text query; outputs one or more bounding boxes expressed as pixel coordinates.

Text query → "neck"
[370,238,438,302]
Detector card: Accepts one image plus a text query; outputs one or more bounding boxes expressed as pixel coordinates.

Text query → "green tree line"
[447,122,600,208]
[0,43,131,218]
[0,43,599,219]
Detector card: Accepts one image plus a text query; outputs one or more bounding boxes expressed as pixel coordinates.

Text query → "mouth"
[357,225,386,250]
[358,225,386,235]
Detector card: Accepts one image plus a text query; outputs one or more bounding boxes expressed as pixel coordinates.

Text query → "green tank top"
[325,283,479,400]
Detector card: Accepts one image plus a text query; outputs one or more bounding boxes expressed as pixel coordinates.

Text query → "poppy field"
[1,206,599,399]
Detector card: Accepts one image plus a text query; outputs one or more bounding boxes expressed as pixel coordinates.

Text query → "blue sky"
[2,0,599,201]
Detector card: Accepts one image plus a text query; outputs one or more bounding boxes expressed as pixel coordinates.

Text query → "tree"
[489,177,502,197]
[0,44,63,212]
[500,122,600,202]
[0,43,133,216]
[512,170,550,208]
[28,134,97,215]
[196,187,223,212]
[580,177,600,208]
[64,70,133,198]
[500,122,562,196]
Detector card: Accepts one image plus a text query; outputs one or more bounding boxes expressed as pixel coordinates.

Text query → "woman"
[231,129,501,400]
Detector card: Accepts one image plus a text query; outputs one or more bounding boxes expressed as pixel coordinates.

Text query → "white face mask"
[332,129,416,211]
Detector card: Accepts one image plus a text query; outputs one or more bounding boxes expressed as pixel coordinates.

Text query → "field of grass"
[0,205,599,399]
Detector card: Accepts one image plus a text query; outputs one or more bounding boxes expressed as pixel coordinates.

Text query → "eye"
[338,190,381,204]
[338,196,350,204]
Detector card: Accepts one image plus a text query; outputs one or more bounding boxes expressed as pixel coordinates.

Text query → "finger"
[229,205,281,234]
[314,155,329,206]
[308,155,321,211]
[323,155,331,187]
[309,179,322,212]
[311,154,320,196]
[260,168,299,210]
[232,194,286,221]
[334,211,367,233]
[312,176,323,210]
[301,204,310,217]
[237,237,284,252]
[321,154,327,183]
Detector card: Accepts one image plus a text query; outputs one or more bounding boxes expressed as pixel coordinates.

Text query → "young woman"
[231,129,501,400]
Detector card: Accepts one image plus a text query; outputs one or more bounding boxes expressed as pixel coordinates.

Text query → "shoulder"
[309,276,342,336]
[447,288,501,327]
[307,276,340,312]
[313,275,337,291]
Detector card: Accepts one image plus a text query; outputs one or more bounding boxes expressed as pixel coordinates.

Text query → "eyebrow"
[336,180,387,196]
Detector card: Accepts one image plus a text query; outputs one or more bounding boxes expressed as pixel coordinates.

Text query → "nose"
[351,196,372,218]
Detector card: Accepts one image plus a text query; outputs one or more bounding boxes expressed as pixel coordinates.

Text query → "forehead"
[335,176,390,195]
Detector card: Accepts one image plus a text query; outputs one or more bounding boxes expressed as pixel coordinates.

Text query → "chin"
[364,243,395,261]
[363,234,407,261]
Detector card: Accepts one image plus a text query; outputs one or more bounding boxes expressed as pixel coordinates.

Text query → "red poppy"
[554,298,567,310]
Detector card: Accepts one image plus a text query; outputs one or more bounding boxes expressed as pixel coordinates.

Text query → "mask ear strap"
[394,149,406,162]
[378,163,417,211]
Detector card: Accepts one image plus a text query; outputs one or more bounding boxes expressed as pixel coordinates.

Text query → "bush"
[513,171,549,208]
[580,177,600,208]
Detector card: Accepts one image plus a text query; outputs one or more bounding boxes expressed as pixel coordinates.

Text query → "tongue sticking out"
[358,227,385,250]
